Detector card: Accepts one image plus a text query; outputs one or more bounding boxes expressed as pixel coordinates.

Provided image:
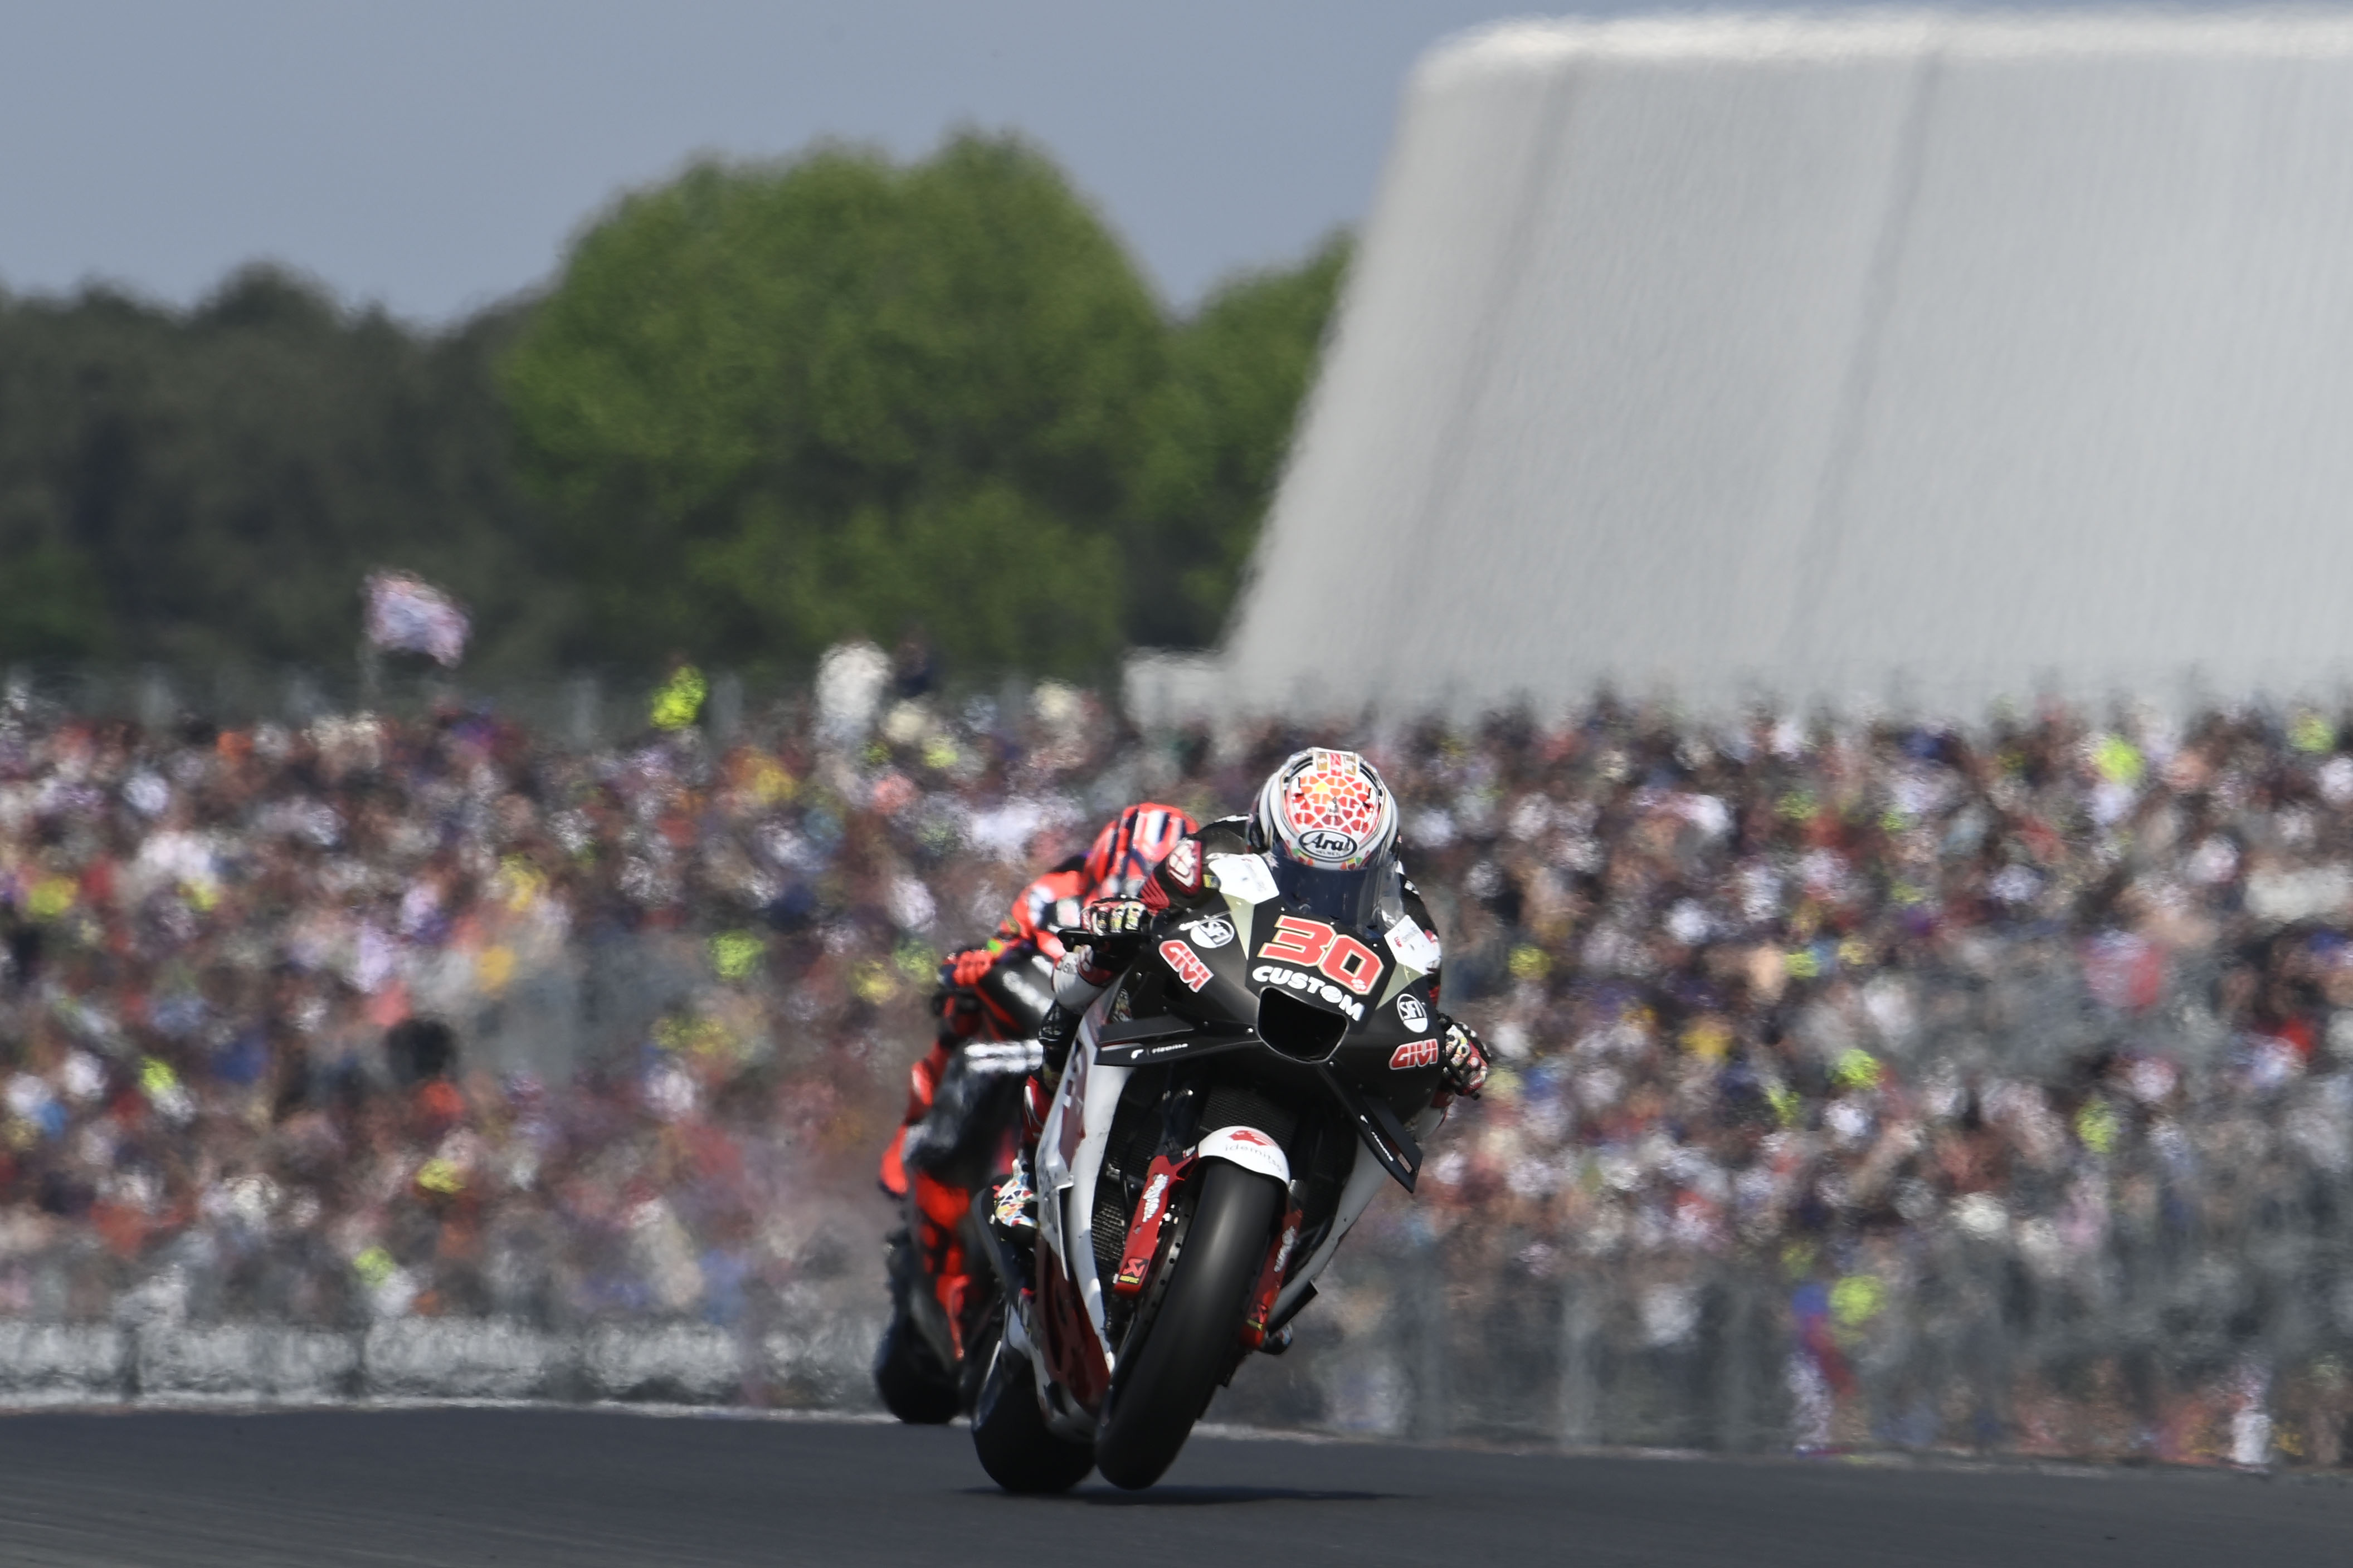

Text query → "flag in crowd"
[363,572,470,667]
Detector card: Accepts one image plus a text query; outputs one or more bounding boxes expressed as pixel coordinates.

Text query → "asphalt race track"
[0,1408,2345,1567]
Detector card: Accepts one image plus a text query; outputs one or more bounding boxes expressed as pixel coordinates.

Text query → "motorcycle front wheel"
[1093,1157,1282,1489]
[970,1335,1095,1494]
[872,1313,961,1425]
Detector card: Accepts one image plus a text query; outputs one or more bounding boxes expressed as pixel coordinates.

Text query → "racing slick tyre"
[873,1313,961,1425]
[1093,1157,1282,1490]
[971,1336,1095,1493]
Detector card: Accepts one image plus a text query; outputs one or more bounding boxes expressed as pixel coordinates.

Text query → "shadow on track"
[967,1485,1397,1507]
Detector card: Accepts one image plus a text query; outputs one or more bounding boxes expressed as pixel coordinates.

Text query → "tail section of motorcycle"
[872,1038,1040,1423]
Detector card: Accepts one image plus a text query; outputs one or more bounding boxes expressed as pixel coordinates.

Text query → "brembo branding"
[1273,1219,1299,1274]
[1252,964,1366,1022]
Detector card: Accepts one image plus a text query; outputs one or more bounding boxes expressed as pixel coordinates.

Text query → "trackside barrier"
[0,1213,2342,1466]
[0,1316,888,1411]
[1209,1144,2353,1467]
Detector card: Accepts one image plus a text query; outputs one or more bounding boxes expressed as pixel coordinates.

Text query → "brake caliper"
[1112,1153,1193,1297]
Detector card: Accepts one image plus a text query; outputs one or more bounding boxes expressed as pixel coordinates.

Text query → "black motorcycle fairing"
[1094,1030,1256,1069]
[975,949,1058,1035]
[1113,902,1445,1190]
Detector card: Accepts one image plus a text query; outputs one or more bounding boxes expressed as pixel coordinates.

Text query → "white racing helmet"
[1249,748,1402,926]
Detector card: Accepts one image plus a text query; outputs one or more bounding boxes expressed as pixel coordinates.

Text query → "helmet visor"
[1268,849,1398,931]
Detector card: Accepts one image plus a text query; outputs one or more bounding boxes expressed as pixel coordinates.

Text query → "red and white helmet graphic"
[1253,748,1397,872]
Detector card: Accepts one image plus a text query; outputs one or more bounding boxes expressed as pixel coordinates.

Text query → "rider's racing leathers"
[992,811,1489,1234]
[879,804,1196,1325]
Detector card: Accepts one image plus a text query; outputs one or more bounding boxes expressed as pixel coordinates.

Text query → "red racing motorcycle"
[873,951,1056,1423]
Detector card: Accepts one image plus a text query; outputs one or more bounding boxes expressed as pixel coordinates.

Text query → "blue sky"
[0,0,1591,323]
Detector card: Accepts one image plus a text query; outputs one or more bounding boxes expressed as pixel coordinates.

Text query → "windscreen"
[1267,850,1402,932]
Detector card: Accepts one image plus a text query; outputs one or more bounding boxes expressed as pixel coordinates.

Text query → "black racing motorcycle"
[968,847,1450,1491]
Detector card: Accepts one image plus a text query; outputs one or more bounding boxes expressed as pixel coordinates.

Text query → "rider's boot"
[986,1149,1040,1302]
[989,1000,1073,1245]
[990,1149,1039,1237]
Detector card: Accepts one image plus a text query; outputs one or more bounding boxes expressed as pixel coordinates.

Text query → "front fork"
[1109,1145,1305,1354]
[1241,1203,1305,1349]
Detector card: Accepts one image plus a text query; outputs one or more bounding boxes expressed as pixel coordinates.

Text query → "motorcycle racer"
[873,803,1196,1420]
[991,748,1488,1234]
[881,801,1197,1196]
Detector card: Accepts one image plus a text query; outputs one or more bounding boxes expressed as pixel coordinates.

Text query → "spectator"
[3,678,2353,1462]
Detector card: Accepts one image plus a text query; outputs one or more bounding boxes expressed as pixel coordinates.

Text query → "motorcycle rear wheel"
[971,1336,1095,1493]
[1093,1157,1282,1489]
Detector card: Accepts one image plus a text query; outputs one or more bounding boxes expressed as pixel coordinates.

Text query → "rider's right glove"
[1438,1018,1490,1099]
[1080,897,1152,964]
[947,945,996,989]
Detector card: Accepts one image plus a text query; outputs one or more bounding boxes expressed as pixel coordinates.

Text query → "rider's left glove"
[1438,1018,1490,1098]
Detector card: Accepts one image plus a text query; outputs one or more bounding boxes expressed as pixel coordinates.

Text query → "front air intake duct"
[1256,987,1349,1063]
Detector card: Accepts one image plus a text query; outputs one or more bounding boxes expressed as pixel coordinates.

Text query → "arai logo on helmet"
[1273,748,1388,869]
[1297,828,1358,862]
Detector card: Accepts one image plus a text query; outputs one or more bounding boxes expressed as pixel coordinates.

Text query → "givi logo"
[1160,940,1214,992]
[1389,1038,1440,1071]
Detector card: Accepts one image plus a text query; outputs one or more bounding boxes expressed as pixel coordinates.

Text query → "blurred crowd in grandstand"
[4,654,2353,1464]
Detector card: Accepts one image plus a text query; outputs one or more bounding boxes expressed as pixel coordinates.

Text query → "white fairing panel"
[1034,997,1129,1370]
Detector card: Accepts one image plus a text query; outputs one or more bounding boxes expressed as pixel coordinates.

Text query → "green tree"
[503,133,1163,677]
[0,268,570,672]
[1126,232,1350,648]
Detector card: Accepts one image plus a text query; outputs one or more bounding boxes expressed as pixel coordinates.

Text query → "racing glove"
[1438,1018,1490,1099]
[947,945,996,988]
[1080,897,1152,964]
[932,947,993,1042]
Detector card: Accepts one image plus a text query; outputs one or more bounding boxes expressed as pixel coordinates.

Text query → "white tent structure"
[1221,11,2353,717]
